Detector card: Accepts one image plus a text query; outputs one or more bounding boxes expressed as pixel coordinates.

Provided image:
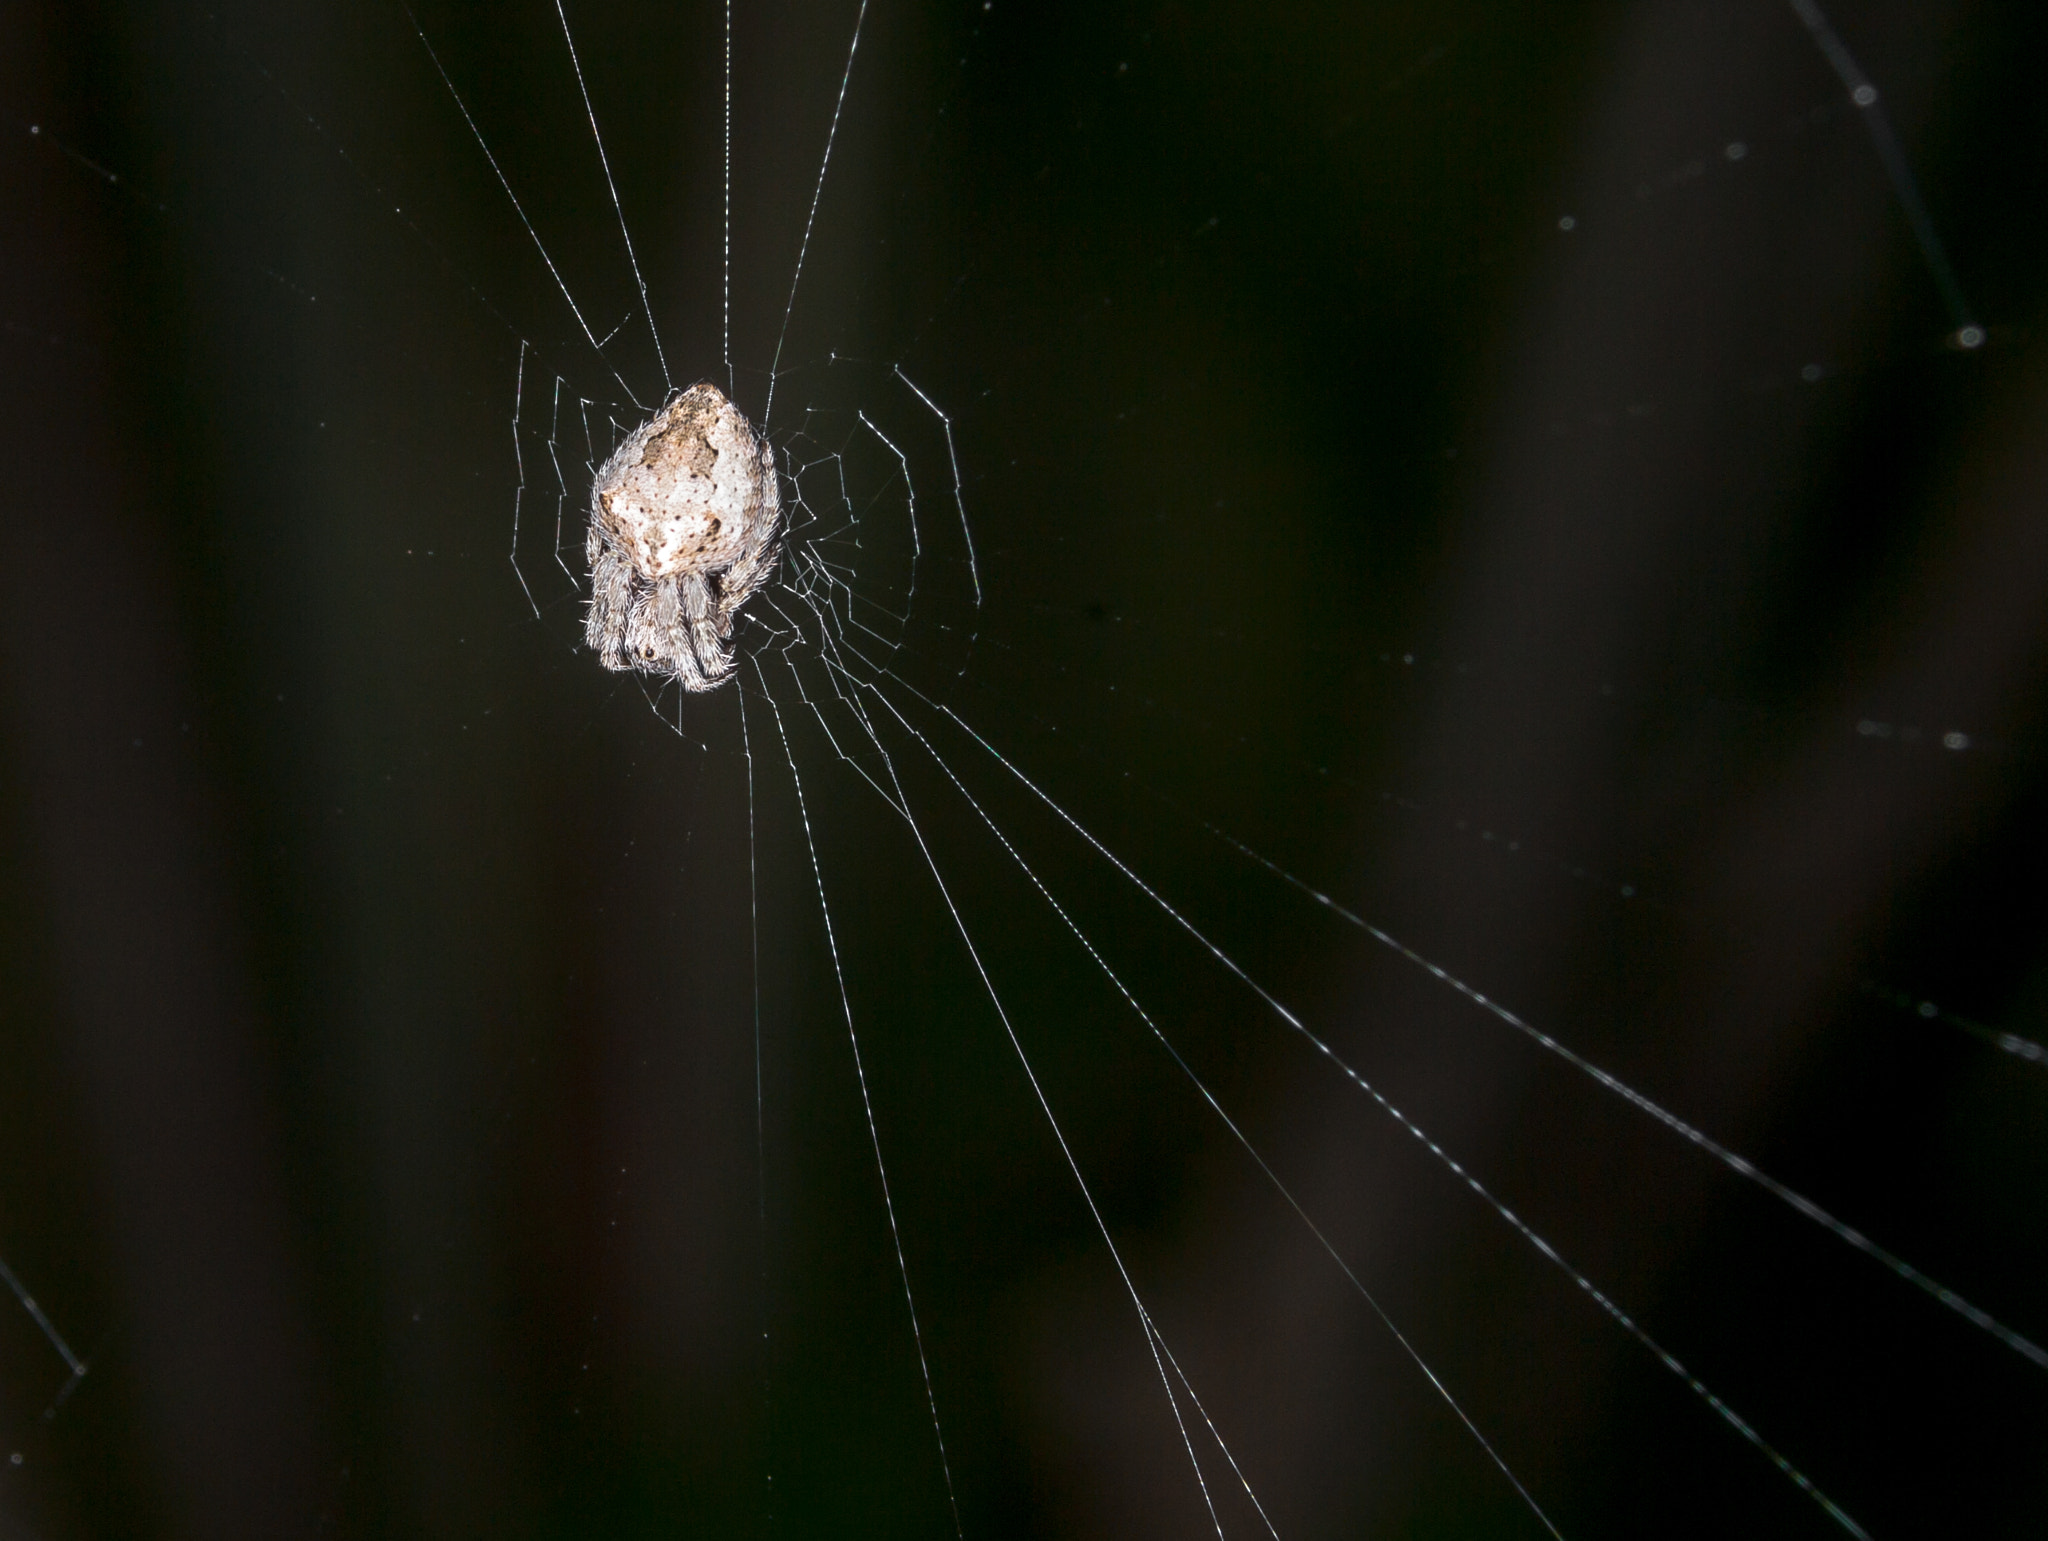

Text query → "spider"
[585,381,782,691]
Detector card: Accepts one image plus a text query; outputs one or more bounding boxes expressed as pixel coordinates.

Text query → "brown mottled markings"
[639,396,720,476]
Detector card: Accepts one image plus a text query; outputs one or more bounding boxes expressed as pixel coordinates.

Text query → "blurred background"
[3,0,2046,1535]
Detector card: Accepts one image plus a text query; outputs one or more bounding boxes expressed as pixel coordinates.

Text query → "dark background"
[3,0,2046,1536]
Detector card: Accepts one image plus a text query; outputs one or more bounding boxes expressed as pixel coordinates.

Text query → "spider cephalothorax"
[585,381,781,691]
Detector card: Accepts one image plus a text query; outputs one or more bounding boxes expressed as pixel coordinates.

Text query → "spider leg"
[681,571,731,689]
[585,534,637,671]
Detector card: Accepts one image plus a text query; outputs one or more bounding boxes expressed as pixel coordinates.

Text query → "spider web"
[3,0,2047,1536]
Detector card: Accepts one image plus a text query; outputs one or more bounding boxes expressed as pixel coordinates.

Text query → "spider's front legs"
[585,532,638,673]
